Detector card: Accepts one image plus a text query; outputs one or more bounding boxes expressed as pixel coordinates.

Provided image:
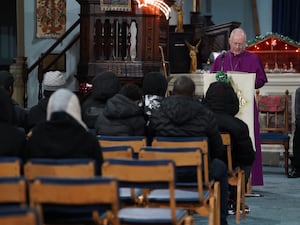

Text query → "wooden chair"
[139,146,219,225]
[97,135,147,156]
[0,157,22,176]
[0,206,42,225]
[151,136,210,184]
[101,145,141,205]
[23,158,96,181]
[102,158,191,225]
[256,89,291,175]
[29,176,120,225]
[102,145,134,159]
[150,136,221,225]
[220,133,246,224]
[0,177,27,207]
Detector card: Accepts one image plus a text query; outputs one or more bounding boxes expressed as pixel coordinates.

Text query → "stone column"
[10,57,27,107]
[10,0,26,107]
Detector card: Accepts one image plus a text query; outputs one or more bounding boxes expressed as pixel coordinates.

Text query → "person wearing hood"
[95,83,145,136]
[141,72,168,145]
[0,70,28,131]
[27,70,66,131]
[0,88,26,157]
[149,75,229,225]
[203,81,255,181]
[25,88,102,174]
[142,71,168,117]
[81,71,121,129]
[203,81,255,214]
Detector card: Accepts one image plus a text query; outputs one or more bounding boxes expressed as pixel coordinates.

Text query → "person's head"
[203,81,239,116]
[0,70,15,96]
[119,83,143,104]
[42,71,66,97]
[47,88,87,130]
[229,28,247,56]
[172,75,195,97]
[92,71,121,100]
[142,72,168,97]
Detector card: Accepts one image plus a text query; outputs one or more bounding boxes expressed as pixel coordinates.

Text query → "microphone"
[216,50,228,82]
[220,50,227,72]
[221,50,227,58]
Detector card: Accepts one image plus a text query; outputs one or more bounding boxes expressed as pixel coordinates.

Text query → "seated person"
[81,71,121,129]
[95,83,145,136]
[0,88,26,157]
[0,70,28,131]
[203,81,255,213]
[141,71,168,145]
[142,71,168,116]
[27,70,66,131]
[289,87,300,178]
[25,88,102,174]
[149,75,228,225]
[203,81,255,183]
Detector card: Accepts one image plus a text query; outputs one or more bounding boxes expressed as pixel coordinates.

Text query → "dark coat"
[81,97,106,129]
[150,95,225,160]
[0,89,26,157]
[203,81,255,166]
[81,72,120,129]
[11,99,28,131]
[95,94,145,136]
[27,97,49,130]
[25,112,102,174]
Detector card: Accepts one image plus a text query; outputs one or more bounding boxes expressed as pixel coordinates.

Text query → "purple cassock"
[210,50,268,186]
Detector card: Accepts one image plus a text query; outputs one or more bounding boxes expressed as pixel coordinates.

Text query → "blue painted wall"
[170,0,272,40]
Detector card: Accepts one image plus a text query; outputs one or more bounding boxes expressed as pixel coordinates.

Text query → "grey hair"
[229,28,247,41]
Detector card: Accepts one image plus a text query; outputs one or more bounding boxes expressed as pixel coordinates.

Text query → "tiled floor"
[194,166,300,225]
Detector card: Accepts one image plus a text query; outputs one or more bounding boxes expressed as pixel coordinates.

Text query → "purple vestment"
[211,50,268,186]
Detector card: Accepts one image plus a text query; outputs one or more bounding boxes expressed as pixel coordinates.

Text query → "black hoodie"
[0,89,26,157]
[203,81,255,166]
[81,72,121,129]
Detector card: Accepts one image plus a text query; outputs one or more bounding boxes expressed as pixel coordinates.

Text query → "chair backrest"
[102,158,178,222]
[0,206,42,225]
[151,136,210,184]
[102,145,134,159]
[220,133,233,173]
[29,176,120,225]
[139,147,204,201]
[97,135,147,154]
[0,177,27,206]
[256,89,290,134]
[0,157,22,176]
[24,158,96,181]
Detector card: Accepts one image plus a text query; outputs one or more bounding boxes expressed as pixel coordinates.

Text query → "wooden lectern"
[203,72,256,148]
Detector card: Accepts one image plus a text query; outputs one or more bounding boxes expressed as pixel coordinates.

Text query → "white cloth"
[43,71,66,91]
[47,88,87,130]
